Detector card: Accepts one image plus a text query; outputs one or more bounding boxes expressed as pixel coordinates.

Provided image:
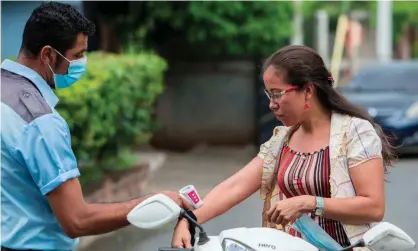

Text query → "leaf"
[104,1,295,57]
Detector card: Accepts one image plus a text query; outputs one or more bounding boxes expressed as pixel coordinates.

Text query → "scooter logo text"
[258,243,276,249]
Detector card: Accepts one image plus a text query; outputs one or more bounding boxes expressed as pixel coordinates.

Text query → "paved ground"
[78,146,418,251]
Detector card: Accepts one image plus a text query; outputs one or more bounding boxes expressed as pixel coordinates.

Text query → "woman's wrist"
[301,195,317,213]
[176,218,189,229]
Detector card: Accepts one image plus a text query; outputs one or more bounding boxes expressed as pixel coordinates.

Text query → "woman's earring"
[305,102,310,109]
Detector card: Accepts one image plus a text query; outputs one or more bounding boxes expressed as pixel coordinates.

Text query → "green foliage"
[112,1,294,57]
[55,52,167,186]
[302,1,418,57]
[392,1,418,26]
[302,1,371,18]
[368,1,418,57]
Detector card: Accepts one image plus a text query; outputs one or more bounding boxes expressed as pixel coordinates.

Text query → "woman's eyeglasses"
[264,86,299,103]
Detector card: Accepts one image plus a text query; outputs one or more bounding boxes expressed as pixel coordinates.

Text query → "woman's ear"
[304,82,315,100]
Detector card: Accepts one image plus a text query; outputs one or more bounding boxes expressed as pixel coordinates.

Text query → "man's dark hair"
[21,1,95,57]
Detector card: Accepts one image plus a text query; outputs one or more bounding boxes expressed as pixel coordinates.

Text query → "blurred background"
[1,1,418,251]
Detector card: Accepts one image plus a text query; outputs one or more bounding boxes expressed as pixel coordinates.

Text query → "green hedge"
[55,52,167,186]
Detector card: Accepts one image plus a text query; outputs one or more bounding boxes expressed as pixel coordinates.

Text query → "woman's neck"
[299,106,332,134]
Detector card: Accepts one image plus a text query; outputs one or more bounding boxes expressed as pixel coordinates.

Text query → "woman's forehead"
[263,66,289,90]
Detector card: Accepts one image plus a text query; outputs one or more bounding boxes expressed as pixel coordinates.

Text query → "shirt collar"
[1,59,59,108]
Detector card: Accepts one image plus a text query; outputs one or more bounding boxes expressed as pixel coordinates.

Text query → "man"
[1,2,186,251]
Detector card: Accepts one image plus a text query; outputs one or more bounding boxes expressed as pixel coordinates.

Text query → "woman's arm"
[311,118,386,225]
[321,157,385,224]
[172,156,265,248]
[192,156,264,224]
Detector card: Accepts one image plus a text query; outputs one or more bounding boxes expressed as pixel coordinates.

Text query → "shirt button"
[23,93,30,98]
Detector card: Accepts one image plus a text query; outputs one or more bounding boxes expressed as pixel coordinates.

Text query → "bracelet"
[314,197,325,216]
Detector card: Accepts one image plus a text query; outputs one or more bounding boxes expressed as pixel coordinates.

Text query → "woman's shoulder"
[347,115,376,133]
[261,125,291,149]
[271,125,291,136]
[334,113,376,133]
[343,115,383,166]
[258,125,291,160]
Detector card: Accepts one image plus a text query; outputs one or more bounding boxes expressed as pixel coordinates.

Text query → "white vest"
[258,112,383,250]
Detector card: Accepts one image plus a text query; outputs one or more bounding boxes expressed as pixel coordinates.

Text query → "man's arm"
[47,178,181,238]
[15,113,184,238]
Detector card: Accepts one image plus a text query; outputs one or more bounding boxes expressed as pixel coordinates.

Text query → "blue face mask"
[48,49,87,89]
[292,214,343,251]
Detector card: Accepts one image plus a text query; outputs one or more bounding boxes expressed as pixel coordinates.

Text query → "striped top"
[277,142,351,247]
[259,114,383,248]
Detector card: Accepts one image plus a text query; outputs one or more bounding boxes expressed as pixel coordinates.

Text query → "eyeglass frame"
[264,86,299,103]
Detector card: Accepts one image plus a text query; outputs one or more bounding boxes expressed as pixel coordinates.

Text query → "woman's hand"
[172,219,193,248]
[266,195,316,227]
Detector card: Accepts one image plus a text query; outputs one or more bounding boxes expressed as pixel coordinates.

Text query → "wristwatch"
[314,197,325,216]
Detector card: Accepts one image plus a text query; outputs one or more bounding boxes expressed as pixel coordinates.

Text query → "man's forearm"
[73,194,154,237]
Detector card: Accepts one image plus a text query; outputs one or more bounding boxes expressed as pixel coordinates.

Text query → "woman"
[171,45,395,249]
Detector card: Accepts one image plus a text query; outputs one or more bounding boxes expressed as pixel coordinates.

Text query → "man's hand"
[47,179,191,238]
[47,178,194,238]
[160,191,192,210]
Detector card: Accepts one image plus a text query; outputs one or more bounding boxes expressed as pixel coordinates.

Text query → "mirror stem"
[339,239,365,251]
[181,209,210,245]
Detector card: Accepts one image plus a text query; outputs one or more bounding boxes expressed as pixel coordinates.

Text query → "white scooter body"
[127,193,416,251]
[195,227,318,251]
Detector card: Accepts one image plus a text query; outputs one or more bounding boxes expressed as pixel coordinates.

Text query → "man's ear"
[39,46,55,66]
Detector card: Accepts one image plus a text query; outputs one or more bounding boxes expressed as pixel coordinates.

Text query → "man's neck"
[17,53,49,83]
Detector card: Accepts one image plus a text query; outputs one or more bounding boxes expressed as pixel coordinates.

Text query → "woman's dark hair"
[262,45,396,170]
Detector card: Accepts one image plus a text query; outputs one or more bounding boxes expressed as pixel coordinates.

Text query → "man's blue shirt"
[1,59,80,251]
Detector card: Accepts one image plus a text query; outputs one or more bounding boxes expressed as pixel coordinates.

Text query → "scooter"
[127,193,416,251]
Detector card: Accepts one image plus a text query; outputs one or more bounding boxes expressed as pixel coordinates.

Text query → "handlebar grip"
[158,248,194,251]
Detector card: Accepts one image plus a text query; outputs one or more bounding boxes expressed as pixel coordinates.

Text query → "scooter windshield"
[222,238,256,251]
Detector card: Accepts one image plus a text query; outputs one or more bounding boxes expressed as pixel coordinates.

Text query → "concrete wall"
[1,1,83,61]
[152,60,257,149]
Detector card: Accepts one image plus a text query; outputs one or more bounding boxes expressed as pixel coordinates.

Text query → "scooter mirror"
[363,222,416,251]
[127,193,182,229]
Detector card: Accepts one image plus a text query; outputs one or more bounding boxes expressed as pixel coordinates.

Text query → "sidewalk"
[144,144,257,195]
[77,144,258,251]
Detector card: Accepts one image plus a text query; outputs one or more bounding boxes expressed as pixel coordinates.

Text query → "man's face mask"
[48,48,87,89]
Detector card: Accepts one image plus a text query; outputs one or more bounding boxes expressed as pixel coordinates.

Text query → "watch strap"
[180,210,197,246]
[314,196,325,216]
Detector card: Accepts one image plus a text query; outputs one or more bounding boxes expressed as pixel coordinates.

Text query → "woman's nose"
[269,99,279,110]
